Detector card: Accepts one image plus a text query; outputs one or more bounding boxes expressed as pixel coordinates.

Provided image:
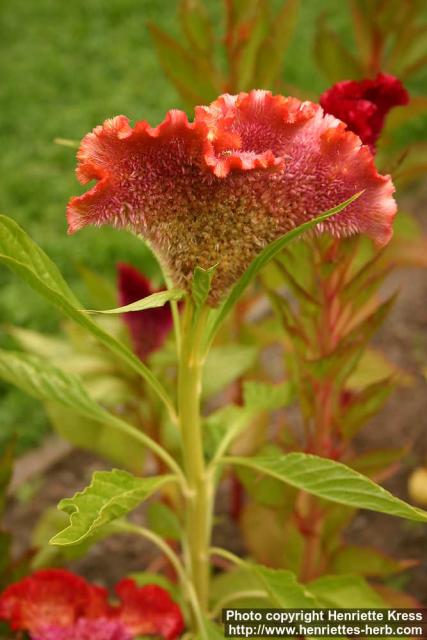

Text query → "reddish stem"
[299,241,347,582]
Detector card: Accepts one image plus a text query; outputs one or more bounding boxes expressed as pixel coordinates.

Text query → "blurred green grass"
[0,0,426,452]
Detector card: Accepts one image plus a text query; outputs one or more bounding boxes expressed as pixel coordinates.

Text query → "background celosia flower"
[117,262,174,361]
[320,73,409,151]
[0,569,110,633]
[67,90,396,304]
[32,618,131,640]
[0,570,184,640]
[115,579,184,640]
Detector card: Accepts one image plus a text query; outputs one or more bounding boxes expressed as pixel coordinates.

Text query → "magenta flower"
[67,90,396,304]
[32,619,131,640]
[117,262,174,360]
[320,73,409,152]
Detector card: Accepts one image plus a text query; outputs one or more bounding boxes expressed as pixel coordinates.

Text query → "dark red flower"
[320,73,409,152]
[0,569,110,634]
[115,579,184,640]
[117,262,174,360]
[67,90,396,304]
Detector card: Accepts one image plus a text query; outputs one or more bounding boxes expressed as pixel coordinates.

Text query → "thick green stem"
[179,301,213,618]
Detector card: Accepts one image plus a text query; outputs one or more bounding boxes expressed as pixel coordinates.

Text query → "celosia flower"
[32,619,131,640]
[320,73,409,152]
[117,262,173,360]
[67,90,396,304]
[115,579,184,640]
[0,569,110,634]
[0,570,184,640]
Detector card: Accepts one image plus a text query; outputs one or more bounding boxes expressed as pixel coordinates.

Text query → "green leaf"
[225,453,427,522]
[241,503,303,569]
[50,470,173,545]
[309,574,386,607]
[254,0,299,88]
[204,405,254,462]
[348,348,413,390]
[340,378,395,439]
[314,17,362,83]
[243,380,293,411]
[147,22,217,105]
[0,216,79,305]
[382,97,427,135]
[206,192,363,346]
[202,344,257,398]
[210,566,268,609]
[86,289,184,315]
[77,264,117,310]
[304,296,396,387]
[54,137,80,149]
[235,1,270,91]
[179,0,214,55]
[341,249,388,306]
[254,565,319,607]
[237,448,296,507]
[7,326,71,360]
[0,350,111,423]
[331,545,413,578]
[322,504,356,555]
[198,619,225,640]
[146,502,181,541]
[273,257,320,307]
[0,350,172,473]
[192,264,217,310]
[350,448,407,479]
[0,216,175,420]
[31,508,114,569]
[46,404,145,473]
[348,0,374,62]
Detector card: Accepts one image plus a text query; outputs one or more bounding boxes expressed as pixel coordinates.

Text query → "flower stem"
[115,521,205,631]
[109,414,186,487]
[179,301,213,619]
[114,521,186,584]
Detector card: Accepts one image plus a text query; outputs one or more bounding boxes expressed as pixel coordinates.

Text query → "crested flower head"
[0,570,184,640]
[320,73,409,151]
[67,90,397,304]
[114,579,184,640]
[117,262,174,360]
[0,569,110,634]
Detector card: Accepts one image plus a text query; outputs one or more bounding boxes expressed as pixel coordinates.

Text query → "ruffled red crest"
[68,90,397,304]
[0,569,110,634]
[320,73,409,151]
[115,579,184,640]
[117,263,174,360]
[0,571,184,639]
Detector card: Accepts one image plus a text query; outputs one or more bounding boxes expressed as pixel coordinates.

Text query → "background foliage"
[1,0,427,452]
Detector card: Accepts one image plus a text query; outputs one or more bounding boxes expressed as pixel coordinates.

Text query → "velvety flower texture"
[320,73,409,151]
[32,619,131,640]
[114,579,183,639]
[0,569,184,640]
[0,569,109,634]
[67,90,396,304]
[117,262,173,360]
